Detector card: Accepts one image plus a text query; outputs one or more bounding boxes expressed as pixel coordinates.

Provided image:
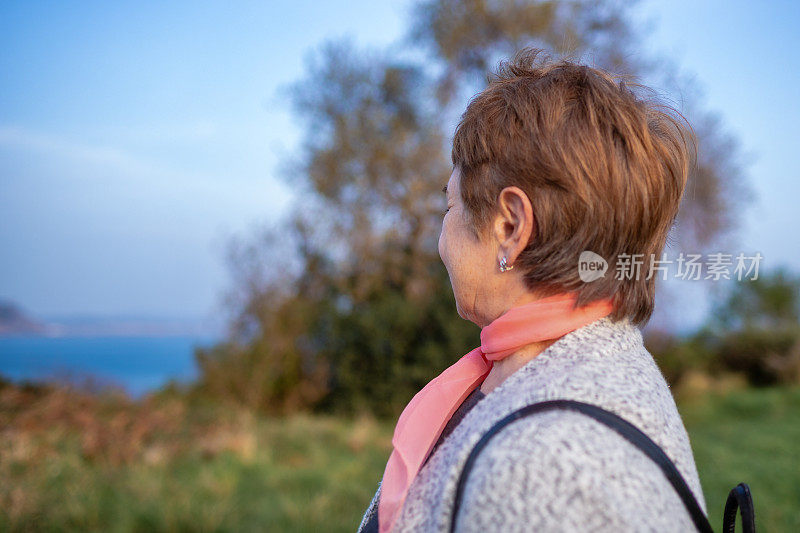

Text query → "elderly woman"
[357,48,706,532]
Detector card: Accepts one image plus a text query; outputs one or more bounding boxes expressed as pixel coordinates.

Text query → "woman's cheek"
[438,219,451,266]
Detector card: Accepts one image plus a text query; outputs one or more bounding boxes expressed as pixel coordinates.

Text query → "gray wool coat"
[357,316,707,532]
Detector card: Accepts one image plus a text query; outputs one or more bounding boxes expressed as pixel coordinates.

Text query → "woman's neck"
[479,337,559,395]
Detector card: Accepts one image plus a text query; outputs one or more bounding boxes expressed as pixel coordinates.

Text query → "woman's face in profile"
[438,167,496,324]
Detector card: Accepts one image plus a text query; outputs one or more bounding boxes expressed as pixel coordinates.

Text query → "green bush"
[712,327,800,386]
[645,328,716,387]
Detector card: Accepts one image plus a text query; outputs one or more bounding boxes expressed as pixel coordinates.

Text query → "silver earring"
[499,256,514,272]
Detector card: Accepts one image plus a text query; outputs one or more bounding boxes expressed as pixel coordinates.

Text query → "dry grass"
[0,379,393,532]
[0,382,257,468]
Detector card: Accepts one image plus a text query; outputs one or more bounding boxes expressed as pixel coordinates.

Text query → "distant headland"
[0,299,222,338]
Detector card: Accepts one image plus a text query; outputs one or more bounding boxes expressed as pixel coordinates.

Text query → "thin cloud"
[0,125,188,181]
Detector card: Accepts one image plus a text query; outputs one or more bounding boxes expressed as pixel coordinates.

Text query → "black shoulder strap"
[450,399,719,533]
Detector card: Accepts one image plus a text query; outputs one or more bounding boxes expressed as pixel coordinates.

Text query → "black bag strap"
[450,399,755,533]
[724,483,756,533]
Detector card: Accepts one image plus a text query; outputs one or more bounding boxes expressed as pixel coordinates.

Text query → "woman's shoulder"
[454,407,702,532]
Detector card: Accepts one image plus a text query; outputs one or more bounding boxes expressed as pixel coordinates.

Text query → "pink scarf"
[377,292,614,532]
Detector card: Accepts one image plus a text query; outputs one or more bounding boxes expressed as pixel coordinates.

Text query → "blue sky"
[1,1,798,330]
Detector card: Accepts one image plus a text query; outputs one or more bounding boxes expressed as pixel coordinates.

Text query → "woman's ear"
[493,186,535,265]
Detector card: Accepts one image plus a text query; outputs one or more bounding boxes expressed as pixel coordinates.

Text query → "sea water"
[0,335,218,397]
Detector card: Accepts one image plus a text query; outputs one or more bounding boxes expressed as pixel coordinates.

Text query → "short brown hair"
[451,48,695,325]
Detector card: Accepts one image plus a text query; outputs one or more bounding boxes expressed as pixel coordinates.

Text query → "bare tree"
[200,0,751,415]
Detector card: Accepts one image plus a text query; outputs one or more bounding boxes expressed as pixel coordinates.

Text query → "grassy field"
[679,386,800,531]
[1,385,798,532]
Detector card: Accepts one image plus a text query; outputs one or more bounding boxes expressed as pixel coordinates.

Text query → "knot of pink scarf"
[377,292,614,532]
